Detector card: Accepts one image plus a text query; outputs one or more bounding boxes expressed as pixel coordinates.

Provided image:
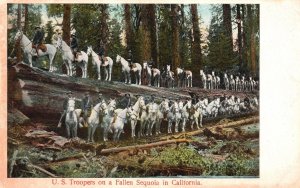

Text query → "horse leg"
[87,125,93,142]
[105,68,108,81]
[117,129,122,141]
[181,119,186,132]
[109,66,112,81]
[131,120,136,138]
[65,123,70,139]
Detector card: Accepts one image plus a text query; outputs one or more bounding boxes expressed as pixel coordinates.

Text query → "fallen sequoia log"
[9,63,257,121]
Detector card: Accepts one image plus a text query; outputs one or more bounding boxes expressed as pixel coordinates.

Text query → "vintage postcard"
[1,0,299,187]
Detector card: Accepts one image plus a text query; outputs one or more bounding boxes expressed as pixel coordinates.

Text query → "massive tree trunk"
[100,4,109,45]
[171,4,180,72]
[124,4,133,57]
[241,4,247,69]
[247,5,256,76]
[237,4,242,66]
[223,4,233,53]
[23,4,28,35]
[148,4,158,66]
[191,4,202,70]
[62,4,71,45]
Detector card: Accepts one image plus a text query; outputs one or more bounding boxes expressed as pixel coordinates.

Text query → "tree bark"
[23,4,28,35]
[62,4,71,45]
[247,5,256,75]
[171,4,180,72]
[191,4,202,70]
[223,4,233,53]
[148,4,158,66]
[124,4,133,57]
[237,4,242,66]
[100,4,109,45]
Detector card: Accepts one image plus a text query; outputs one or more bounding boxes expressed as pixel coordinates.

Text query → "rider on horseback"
[32,26,44,56]
[98,40,105,65]
[81,91,93,127]
[127,49,133,69]
[70,33,78,63]
[57,91,73,128]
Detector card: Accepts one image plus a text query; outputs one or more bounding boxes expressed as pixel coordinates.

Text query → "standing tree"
[124,4,133,57]
[23,4,29,35]
[222,4,233,53]
[148,4,158,65]
[171,4,180,72]
[190,4,202,70]
[236,4,242,66]
[62,4,71,45]
[99,4,109,45]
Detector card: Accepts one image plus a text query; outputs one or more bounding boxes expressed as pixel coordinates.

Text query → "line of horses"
[64,94,259,143]
[13,30,259,92]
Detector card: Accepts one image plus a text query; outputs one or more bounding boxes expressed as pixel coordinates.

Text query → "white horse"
[55,36,88,77]
[204,98,220,117]
[65,98,78,139]
[167,100,182,133]
[229,75,235,90]
[235,76,241,91]
[86,46,113,81]
[128,96,145,138]
[176,68,193,88]
[87,101,107,143]
[162,65,175,88]
[145,102,159,136]
[101,99,116,142]
[191,101,204,129]
[155,99,170,135]
[200,70,207,89]
[224,73,229,90]
[110,108,130,141]
[116,55,142,85]
[207,74,213,89]
[14,30,57,71]
[180,100,192,132]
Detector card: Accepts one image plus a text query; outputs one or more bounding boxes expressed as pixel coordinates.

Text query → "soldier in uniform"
[32,26,45,56]
[70,33,78,62]
[98,40,105,65]
[81,92,93,127]
[57,91,73,128]
[127,50,133,69]
[95,92,105,105]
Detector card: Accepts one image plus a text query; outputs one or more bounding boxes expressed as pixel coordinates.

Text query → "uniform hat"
[35,26,41,29]
[71,33,76,37]
[67,91,73,94]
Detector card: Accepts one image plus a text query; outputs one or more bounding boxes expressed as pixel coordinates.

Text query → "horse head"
[166,65,171,71]
[143,61,148,69]
[86,46,93,56]
[138,96,145,109]
[108,99,116,112]
[116,55,121,63]
[67,98,76,112]
[14,30,23,43]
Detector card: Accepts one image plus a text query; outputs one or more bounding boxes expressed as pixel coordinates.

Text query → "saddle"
[32,44,47,52]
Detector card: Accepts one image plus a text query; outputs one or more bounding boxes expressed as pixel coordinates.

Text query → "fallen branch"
[100,139,191,155]
[160,116,259,140]
[28,164,58,178]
